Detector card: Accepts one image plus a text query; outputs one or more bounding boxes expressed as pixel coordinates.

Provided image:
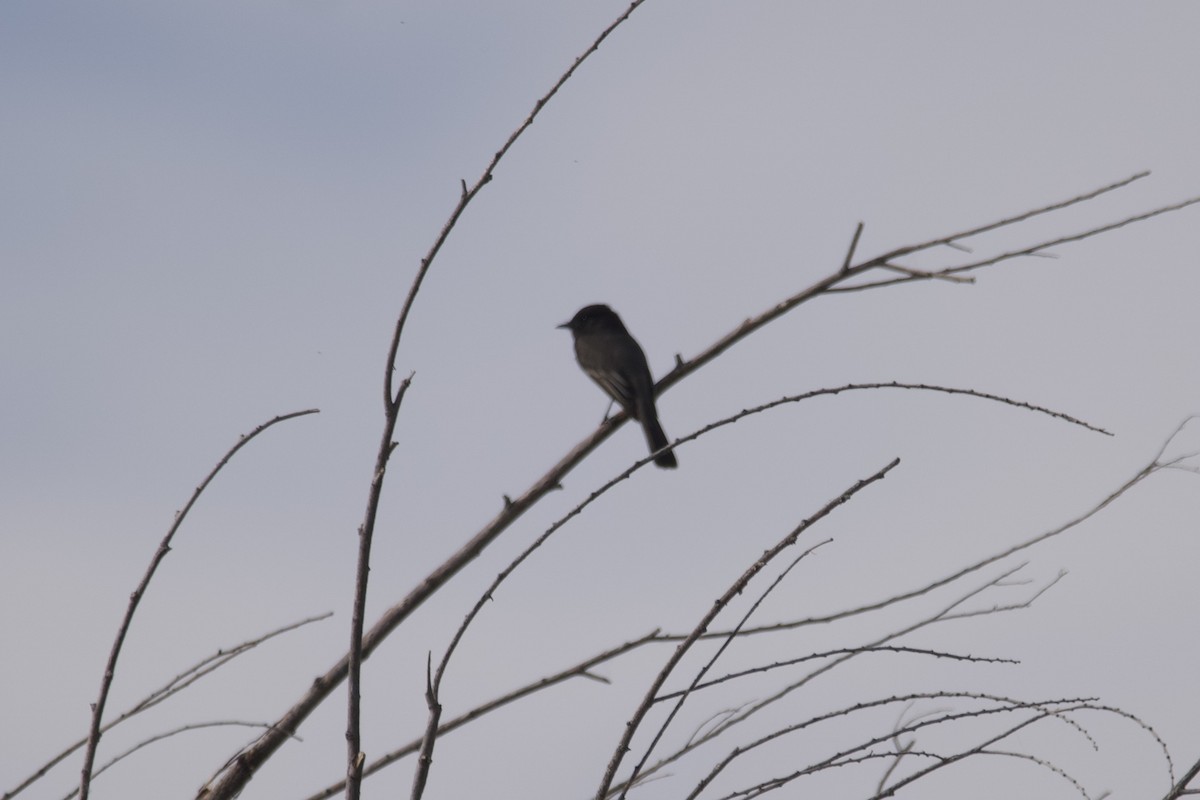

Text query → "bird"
[558,304,678,469]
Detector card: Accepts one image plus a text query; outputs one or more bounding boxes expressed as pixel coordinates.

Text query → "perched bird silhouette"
[558,304,678,469]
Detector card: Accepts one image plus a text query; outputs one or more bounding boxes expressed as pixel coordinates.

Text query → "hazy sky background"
[3,2,1199,799]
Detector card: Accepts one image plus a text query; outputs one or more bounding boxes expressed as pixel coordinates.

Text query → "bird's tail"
[642,414,678,469]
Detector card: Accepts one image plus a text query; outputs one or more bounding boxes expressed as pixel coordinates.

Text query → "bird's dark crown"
[559,304,625,334]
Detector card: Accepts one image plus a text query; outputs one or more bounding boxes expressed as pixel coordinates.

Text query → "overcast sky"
[3,2,1200,799]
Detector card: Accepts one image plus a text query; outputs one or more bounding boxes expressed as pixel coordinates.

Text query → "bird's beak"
[556,321,570,330]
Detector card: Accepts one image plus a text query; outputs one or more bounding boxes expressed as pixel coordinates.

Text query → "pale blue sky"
[3,3,1200,799]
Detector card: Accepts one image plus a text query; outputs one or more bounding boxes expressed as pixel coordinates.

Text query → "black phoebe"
[558,304,678,469]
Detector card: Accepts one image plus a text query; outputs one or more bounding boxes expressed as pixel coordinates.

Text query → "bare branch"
[839,222,864,273]
[933,194,1200,279]
[864,708,1095,800]
[652,645,1018,703]
[829,190,1200,294]
[878,261,975,284]
[345,373,411,800]
[713,696,1164,800]
[873,171,1150,261]
[300,632,663,800]
[64,722,291,800]
[626,540,832,791]
[641,566,1043,798]
[381,0,652,406]
[79,409,319,800]
[875,703,939,795]
[1166,755,1200,800]
[409,655,441,800]
[3,612,329,800]
[1151,415,1200,464]
[688,693,1094,800]
[596,458,901,800]
[718,438,1170,640]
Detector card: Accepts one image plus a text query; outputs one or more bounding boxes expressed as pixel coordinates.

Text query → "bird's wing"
[584,367,636,415]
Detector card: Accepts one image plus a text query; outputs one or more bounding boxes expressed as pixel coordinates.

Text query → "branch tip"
[841,222,865,273]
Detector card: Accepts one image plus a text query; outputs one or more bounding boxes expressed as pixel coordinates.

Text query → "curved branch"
[697,696,1095,800]
[652,645,1018,703]
[66,721,290,800]
[381,0,651,407]
[78,409,319,800]
[4,612,329,800]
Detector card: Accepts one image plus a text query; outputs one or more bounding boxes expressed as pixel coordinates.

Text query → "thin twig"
[688,693,1093,800]
[4,612,329,800]
[934,194,1200,278]
[715,697,1156,800]
[875,703,932,795]
[712,430,1176,642]
[828,190,1200,294]
[79,409,318,800]
[840,222,864,273]
[652,646,1017,702]
[663,173,1170,373]
[864,708,1094,800]
[64,722,290,800]
[877,261,974,284]
[864,171,1150,264]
